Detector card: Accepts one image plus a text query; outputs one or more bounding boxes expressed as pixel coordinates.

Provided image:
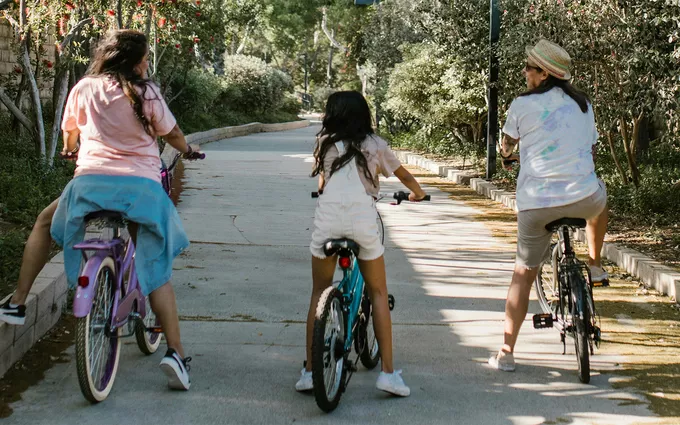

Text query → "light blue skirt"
[51,174,190,296]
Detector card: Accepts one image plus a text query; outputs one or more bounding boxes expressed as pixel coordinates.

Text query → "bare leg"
[358,256,394,373]
[586,206,608,267]
[11,199,59,305]
[501,265,540,354]
[305,255,336,371]
[149,282,184,357]
[128,222,184,357]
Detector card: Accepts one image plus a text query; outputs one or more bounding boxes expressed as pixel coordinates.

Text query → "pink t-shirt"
[61,76,177,183]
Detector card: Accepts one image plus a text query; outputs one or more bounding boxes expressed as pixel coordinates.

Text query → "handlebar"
[312,191,430,205]
[166,150,205,173]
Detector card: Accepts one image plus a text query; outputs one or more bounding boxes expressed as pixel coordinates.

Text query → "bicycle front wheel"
[376,210,385,245]
[312,286,346,413]
[571,271,591,383]
[75,257,121,403]
[357,289,380,369]
[135,296,162,355]
[535,244,560,315]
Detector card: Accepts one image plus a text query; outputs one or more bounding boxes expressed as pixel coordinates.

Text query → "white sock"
[9,303,19,308]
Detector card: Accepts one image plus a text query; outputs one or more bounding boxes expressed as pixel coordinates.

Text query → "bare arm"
[318,174,325,192]
[500,133,519,158]
[162,124,196,154]
[393,166,426,201]
[61,129,80,154]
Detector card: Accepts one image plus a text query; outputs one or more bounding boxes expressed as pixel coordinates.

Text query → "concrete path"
[8,126,658,425]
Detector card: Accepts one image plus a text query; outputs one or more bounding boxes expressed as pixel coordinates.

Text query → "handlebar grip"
[183,151,205,160]
[423,195,431,201]
[311,192,319,198]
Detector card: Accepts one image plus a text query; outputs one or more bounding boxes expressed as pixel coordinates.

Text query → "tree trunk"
[327,43,334,86]
[21,39,45,158]
[11,73,27,133]
[606,130,629,185]
[48,68,70,165]
[620,117,639,187]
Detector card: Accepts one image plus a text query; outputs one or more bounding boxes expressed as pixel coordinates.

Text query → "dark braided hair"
[87,29,155,135]
[311,91,375,186]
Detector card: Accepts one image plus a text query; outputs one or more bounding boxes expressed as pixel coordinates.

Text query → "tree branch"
[0,87,34,133]
[321,7,347,52]
[59,18,91,54]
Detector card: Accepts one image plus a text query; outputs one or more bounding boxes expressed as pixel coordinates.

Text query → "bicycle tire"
[571,270,591,383]
[312,287,347,412]
[357,289,380,369]
[75,257,121,403]
[534,244,560,315]
[377,210,385,245]
[135,296,162,355]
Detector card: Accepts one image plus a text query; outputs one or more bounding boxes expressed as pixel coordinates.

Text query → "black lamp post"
[486,0,500,179]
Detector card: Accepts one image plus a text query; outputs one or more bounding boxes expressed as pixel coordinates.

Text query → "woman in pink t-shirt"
[51,30,196,390]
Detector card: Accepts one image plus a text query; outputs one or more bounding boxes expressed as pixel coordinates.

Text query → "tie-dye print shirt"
[502,87,600,211]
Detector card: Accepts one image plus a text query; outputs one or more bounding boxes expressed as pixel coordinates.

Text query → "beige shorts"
[310,199,384,261]
[516,181,607,268]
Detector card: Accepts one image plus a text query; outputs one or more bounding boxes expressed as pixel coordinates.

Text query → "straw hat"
[526,39,572,81]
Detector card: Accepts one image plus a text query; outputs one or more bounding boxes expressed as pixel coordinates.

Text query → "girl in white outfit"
[295,91,427,397]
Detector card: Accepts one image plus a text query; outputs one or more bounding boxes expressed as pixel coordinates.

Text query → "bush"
[222,55,294,115]
[166,59,298,133]
[312,86,337,112]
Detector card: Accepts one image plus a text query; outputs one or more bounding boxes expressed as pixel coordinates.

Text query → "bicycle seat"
[323,239,360,258]
[545,217,587,232]
[84,210,124,222]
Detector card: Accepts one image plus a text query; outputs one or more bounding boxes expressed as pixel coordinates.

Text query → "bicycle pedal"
[146,326,163,334]
[532,314,554,329]
[388,294,395,311]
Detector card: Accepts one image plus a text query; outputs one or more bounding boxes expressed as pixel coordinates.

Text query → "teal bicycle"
[310,191,429,412]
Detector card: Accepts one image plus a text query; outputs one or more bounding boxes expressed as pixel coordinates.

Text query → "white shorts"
[310,199,384,261]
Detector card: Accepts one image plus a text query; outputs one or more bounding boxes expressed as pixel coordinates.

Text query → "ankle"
[381,367,394,374]
[500,345,513,355]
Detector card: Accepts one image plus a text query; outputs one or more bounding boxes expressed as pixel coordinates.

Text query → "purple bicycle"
[68,150,203,403]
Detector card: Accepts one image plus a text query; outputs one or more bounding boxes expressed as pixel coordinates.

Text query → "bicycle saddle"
[84,210,124,222]
[323,239,360,257]
[545,217,587,232]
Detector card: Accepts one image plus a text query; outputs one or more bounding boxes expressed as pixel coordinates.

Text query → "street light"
[486,0,500,179]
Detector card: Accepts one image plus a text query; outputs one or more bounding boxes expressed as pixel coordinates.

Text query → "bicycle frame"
[336,256,366,353]
[71,151,189,322]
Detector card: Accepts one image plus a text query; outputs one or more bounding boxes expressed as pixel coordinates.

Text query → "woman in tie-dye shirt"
[489,40,609,373]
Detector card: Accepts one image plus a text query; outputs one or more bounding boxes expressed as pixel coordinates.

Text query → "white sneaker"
[159,348,191,390]
[589,265,609,285]
[488,351,515,372]
[376,370,410,397]
[295,368,313,392]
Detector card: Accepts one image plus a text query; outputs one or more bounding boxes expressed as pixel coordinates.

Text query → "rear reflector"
[78,276,89,287]
[339,257,352,269]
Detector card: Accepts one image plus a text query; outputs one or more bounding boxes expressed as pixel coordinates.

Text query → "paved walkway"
[8,126,659,424]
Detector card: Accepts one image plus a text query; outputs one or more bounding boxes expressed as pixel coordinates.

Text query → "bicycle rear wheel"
[571,270,591,383]
[357,289,380,369]
[312,286,346,413]
[376,211,385,245]
[535,244,560,315]
[75,257,121,403]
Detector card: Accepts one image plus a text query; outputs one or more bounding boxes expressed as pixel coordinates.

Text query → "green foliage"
[222,55,294,114]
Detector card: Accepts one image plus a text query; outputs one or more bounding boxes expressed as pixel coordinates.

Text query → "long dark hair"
[519,73,590,113]
[311,91,375,185]
[87,29,154,135]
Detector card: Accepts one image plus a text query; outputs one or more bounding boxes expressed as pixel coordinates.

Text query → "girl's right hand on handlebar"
[409,191,427,202]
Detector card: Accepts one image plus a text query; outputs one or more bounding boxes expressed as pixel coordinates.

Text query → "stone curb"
[0,119,311,378]
[395,150,680,301]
